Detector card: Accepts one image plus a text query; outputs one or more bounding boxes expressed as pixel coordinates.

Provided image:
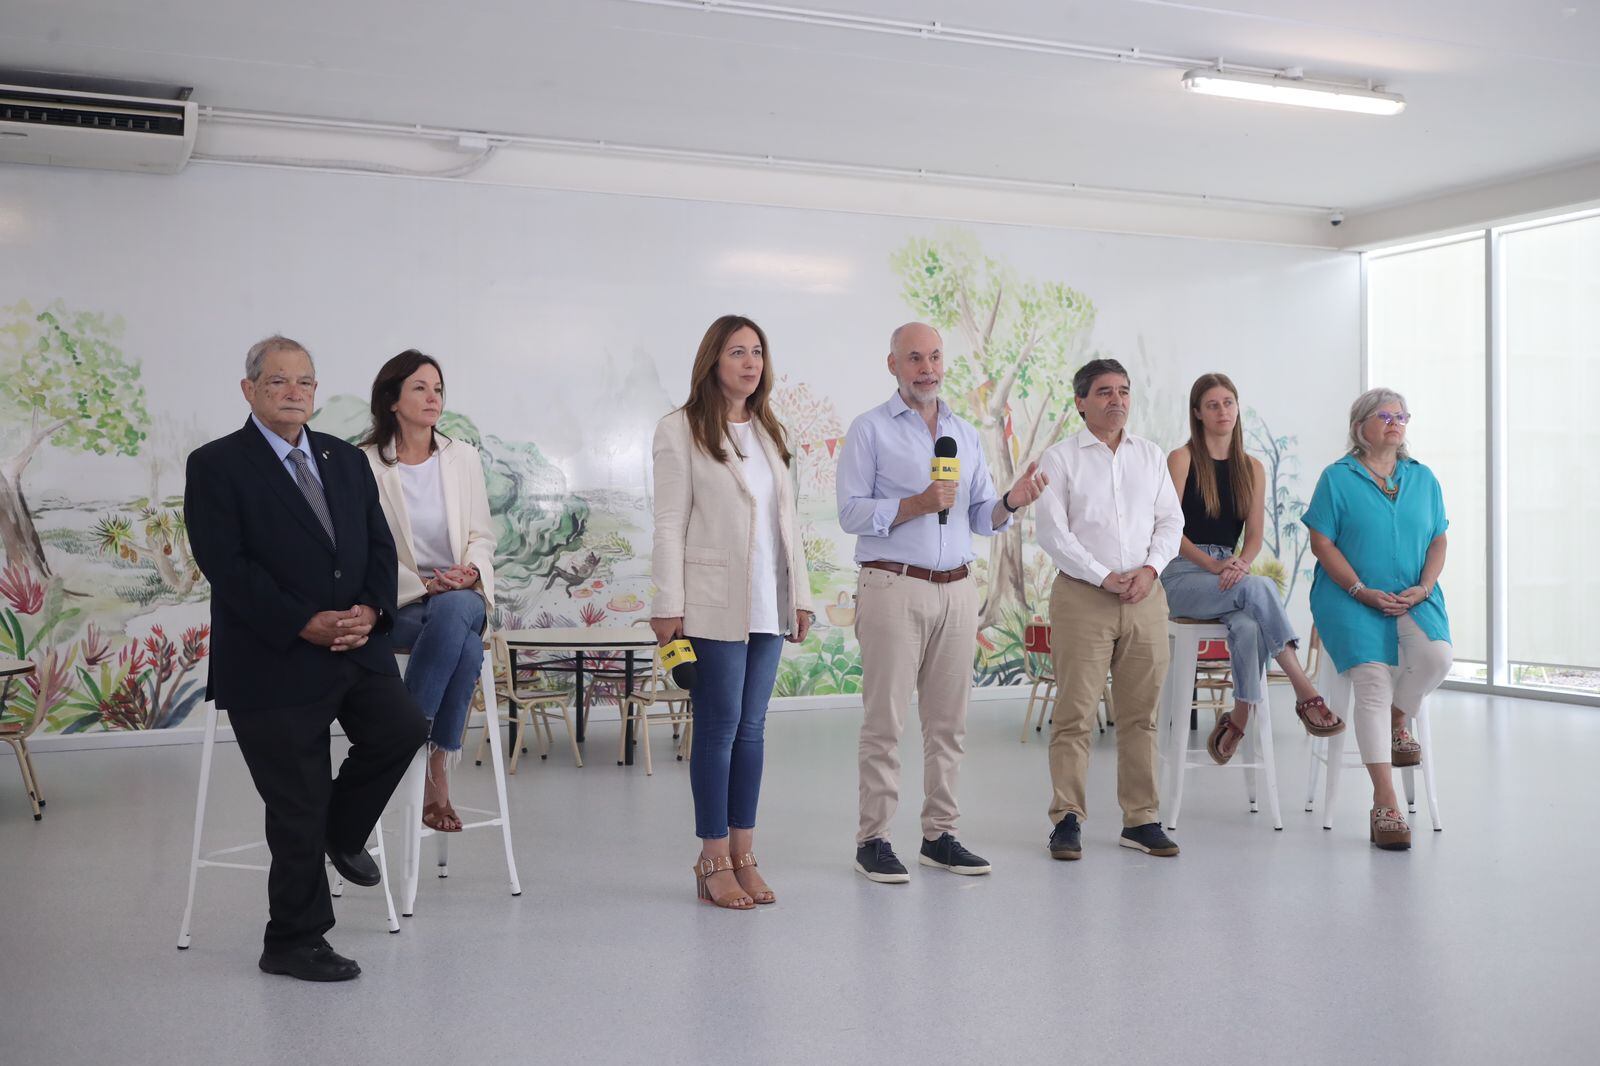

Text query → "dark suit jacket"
[185,419,399,711]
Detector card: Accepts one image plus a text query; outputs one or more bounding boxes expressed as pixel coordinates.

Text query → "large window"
[1366,238,1486,676]
[1504,215,1600,693]
[1366,210,1600,700]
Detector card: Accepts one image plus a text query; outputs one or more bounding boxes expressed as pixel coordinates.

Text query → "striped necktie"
[286,448,337,547]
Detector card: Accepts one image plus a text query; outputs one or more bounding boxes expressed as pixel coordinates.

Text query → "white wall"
[0,160,1359,741]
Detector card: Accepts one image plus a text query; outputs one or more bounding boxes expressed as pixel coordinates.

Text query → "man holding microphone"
[837,322,1047,883]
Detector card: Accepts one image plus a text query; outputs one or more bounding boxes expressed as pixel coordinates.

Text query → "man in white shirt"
[1033,358,1184,860]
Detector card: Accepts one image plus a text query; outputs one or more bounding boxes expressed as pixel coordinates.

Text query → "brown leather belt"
[860,560,970,584]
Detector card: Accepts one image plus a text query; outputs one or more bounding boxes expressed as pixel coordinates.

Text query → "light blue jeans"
[1160,545,1298,706]
[390,589,487,753]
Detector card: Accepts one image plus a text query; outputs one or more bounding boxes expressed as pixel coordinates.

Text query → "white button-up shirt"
[1034,428,1183,587]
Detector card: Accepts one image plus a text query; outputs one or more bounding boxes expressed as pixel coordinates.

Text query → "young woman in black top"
[1160,373,1343,763]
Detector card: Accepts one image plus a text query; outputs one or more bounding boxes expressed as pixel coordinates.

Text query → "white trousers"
[1342,614,1453,764]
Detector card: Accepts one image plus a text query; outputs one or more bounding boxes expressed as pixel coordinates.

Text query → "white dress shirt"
[1034,428,1184,587]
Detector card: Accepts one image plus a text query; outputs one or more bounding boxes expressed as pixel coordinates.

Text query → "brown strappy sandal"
[1295,695,1345,737]
[1371,806,1412,850]
[1206,712,1246,765]
[693,855,755,910]
[732,853,776,905]
[422,802,463,833]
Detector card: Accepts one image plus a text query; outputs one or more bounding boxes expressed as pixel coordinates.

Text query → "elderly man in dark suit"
[185,334,428,982]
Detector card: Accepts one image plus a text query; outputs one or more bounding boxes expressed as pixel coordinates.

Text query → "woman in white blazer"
[360,350,496,834]
[652,315,814,910]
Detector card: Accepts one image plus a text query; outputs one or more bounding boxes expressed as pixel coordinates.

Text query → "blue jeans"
[687,633,784,840]
[1160,545,1298,706]
[390,590,487,752]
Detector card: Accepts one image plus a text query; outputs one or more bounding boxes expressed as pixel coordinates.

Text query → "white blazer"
[363,435,497,610]
[651,408,812,643]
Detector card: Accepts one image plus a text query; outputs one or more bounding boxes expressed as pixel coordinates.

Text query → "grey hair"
[1347,387,1411,460]
[889,321,940,356]
[244,334,314,382]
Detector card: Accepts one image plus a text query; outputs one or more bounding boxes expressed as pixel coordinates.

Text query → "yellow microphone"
[931,435,960,524]
[660,638,699,689]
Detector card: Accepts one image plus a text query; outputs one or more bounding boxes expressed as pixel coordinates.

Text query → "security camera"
[1329,211,1345,227]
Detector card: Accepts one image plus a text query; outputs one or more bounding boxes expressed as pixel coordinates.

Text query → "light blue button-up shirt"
[252,413,323,487]
[836,391,1011,570]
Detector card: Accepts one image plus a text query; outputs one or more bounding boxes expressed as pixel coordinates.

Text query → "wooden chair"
[0,659,43,820]
[1019,623,1111,744]
[619,648,694,775]
[477,633,582,770]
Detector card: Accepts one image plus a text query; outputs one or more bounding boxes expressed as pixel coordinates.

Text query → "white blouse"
[729,420,784,635]
[397,454,456,576]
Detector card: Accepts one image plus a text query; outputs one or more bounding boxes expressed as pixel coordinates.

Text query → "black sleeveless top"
[1182,455,1245,549]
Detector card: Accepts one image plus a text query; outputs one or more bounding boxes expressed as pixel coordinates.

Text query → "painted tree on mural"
[892,232,1097,627]
[0,300,150,579]
[1244,409,1313,604]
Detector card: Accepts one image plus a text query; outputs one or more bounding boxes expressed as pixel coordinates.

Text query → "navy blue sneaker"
[855,838,910,883]
[1119,822,1179,856]
[1048,814,1082,860]
[918,833,991,875]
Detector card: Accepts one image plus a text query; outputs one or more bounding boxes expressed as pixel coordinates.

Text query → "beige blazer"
[651,408,812,643]
[363,435,497,610]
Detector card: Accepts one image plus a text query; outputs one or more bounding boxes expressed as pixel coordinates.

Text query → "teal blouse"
[1302,455,1451,673]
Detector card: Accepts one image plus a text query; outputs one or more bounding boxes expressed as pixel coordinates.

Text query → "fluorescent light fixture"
[1182,68,1405,116]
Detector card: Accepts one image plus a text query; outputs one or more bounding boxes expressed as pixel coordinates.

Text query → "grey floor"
[3,688,1598,1066]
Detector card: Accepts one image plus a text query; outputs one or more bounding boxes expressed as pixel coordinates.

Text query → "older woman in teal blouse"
[1303,387,1451,851]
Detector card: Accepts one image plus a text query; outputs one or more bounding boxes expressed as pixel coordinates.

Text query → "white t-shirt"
[397,454,456,575]
[729,420,784,635]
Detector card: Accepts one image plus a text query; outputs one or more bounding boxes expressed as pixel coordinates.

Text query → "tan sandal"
[1206,712,1245,764]
[732,853,776,905]
[693,855,755,910]
[1295,696,1345,737]
[422,801,463,833]
[1391,724,1421,767]
[1370,806,1411,850]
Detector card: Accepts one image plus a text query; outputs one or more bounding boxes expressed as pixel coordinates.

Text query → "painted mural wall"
[0,163,1359,737]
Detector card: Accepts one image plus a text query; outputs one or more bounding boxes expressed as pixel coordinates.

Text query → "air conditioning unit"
[0,83,196,174]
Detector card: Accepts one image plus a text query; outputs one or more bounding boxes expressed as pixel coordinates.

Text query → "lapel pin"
[320,450,330,460]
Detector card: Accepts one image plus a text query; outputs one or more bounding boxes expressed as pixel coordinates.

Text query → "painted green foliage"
[0,300,150,578]
[891,233,1097,629]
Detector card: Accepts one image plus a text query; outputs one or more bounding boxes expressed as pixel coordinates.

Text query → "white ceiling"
[4,0,1599,212]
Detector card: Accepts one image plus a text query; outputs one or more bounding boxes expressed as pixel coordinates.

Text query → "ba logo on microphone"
[930,457,961,481]
[660,639,698,670]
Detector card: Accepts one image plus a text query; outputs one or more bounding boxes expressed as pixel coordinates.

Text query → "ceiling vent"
[0,80,196,174]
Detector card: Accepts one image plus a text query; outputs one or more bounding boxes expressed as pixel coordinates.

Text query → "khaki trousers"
[855,566,980,844]
[1047,574,1170,827]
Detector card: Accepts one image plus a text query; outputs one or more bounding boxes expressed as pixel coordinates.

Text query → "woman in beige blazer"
[360,350,496,833]
[652,315,813,910]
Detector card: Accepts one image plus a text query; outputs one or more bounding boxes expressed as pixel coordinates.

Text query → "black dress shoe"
[326,844,381,887]
[259,940,361,982]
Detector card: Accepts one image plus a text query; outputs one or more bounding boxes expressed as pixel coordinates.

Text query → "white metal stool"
[1159,619,1283,830]
[390,644,521,917]
[1305,658,1441,831]
[177,701,398,949]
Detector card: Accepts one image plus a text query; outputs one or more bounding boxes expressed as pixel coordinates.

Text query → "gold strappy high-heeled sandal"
[732,853,776,905]
[693,855,755,910]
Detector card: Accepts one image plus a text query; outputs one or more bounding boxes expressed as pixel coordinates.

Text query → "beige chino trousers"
[854,566,981,845]
[1047,573,1170,828]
